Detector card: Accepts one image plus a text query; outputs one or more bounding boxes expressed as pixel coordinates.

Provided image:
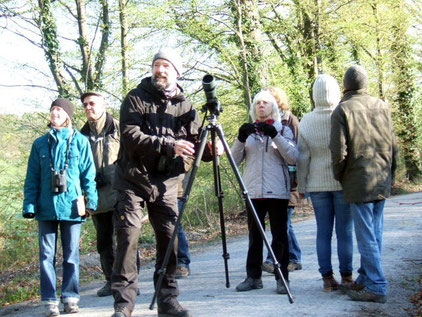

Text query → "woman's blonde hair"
[249,90,281,122]
[265,87,290,111]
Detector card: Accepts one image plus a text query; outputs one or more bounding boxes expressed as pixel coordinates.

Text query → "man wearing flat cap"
[110,48,214,317]
[80,92,143,298]
[330,65,398,304]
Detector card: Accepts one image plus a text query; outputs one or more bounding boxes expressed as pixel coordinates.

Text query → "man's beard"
[152,74,169,90]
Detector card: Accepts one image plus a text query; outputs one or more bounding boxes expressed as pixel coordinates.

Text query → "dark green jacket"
[329,90,398,203]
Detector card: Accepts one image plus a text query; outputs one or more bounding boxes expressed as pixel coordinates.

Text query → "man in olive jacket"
[80,92,121,297]
[330,65,398,303]
[111,48,208,317]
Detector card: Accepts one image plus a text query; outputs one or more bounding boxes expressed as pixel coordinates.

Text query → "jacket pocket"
[125,162,158,202]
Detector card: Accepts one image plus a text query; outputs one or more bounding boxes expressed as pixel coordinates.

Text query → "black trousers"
[92,211,115,281]
[111,185,179,313]
[246,199,289,281]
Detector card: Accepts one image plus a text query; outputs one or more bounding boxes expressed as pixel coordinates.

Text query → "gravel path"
[2,191,421,317]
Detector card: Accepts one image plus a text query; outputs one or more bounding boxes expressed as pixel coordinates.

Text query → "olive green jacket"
[81,112,120,214]
[329,90,398,203]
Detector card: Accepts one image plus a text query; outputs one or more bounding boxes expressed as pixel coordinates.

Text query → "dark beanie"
[50,98,75,120]
[343,65,368,91]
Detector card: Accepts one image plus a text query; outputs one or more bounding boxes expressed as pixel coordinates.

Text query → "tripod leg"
[210,128,230,288]
[149,128,210,310]
[215,124,294,304]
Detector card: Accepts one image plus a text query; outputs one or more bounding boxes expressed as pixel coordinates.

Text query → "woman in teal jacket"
[23,98,97,317]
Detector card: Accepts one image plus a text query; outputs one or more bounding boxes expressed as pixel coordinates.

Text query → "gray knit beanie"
[152,48,183,76]
[343,65,368,91]
[50,98,75,120]
[312,74,341,108]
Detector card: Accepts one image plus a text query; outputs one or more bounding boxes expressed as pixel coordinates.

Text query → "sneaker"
[44,303,59,317]
[97,281,112,297]
[157,299,192,317]
[276,279,290,295]
[287,262,302,272]
[235,277,263,292]
[262,261,274,274]
[175,266,190,279]
[322,274,339,292]
[63,302,79,314]
[347,288,386,303]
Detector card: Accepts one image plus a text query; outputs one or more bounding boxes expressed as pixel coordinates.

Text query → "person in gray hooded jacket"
[231,90,298,295]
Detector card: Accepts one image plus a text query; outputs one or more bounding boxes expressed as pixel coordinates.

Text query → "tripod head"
[202,74,223,117]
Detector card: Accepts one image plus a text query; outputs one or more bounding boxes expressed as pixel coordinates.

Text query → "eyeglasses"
[83,101,96,108]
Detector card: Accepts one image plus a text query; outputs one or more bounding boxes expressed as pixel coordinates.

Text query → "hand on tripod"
[208,139,224,156]
[175,140,195,159]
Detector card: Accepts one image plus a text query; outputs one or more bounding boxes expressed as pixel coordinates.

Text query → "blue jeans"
[310,191,353,276]
[177,199,191,267]
[38,220,81,302]
[266,207,302,263]
[351,200,387,295]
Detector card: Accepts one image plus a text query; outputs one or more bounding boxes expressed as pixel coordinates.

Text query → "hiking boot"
[322,274,339,292]
[338,275,354,293]
[97,281,112,297]
[175,266,190,279]
[112,305,130,317]
[347,288,386,303]
[276,279,290,295]
[157,299,192,317]
[235,277,263,292]
[63,302,79,314]
[340,281,365,294]
[262,261,274,274]
[287,262,302,272]
[44,303,59,317]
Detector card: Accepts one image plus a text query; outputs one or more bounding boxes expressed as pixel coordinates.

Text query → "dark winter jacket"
[23,127,98,220]
[81,112,120,214]
[114,77,203,202]
[329,90,398,203]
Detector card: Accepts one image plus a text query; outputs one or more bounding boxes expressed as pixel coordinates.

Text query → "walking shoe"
[322,274,339,292]
[276,279,290,295]
[235,277,263,292]
[175,266,190,279]
[44,303,59,317]
[347,288,386,303]
[262,261,275,274]
[340,281,365,294]
[111,305,130,317]
[63,302,79,314]
[287,262,302,272]
[97,281,112,297]
[157,299,192,317]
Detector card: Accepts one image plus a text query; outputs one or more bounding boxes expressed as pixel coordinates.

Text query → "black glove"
[237,123,255,142]
[258,122,278,138]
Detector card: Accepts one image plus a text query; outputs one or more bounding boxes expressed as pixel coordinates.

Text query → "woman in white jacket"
[232,90,298,294]
[297,74,353,292]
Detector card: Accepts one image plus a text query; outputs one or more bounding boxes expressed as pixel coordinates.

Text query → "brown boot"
[322,274,339,292]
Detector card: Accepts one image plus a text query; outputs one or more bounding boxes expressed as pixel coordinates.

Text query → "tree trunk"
[75,0,93,89]
[390,2,421,180]
[231,0,267,111]
[93,0,111,90]
[118,0,129,96]
[37,0,71,97]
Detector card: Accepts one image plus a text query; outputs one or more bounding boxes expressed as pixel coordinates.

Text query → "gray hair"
[249,90,281,122]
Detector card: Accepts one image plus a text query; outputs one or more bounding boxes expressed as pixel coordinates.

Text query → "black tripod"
[150,103,294,309]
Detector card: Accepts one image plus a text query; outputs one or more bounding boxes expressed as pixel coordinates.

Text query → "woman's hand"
[238,123,255,142]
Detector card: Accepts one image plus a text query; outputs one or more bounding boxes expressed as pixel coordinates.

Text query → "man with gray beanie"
[110,48,217,317]
[330,65,398,303]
